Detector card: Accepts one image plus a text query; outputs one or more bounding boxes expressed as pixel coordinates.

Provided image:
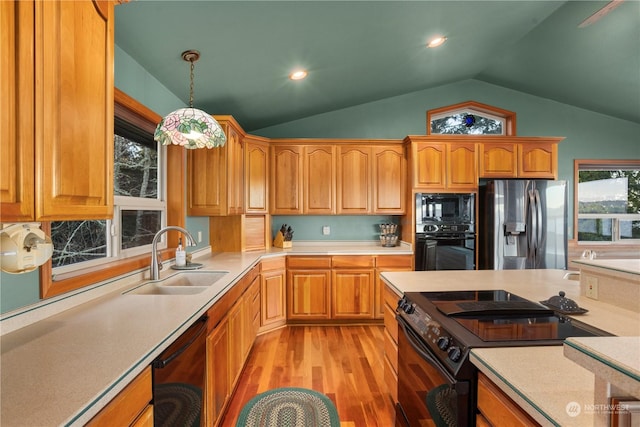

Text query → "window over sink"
[41,89,185,298]
[51,102,166,273]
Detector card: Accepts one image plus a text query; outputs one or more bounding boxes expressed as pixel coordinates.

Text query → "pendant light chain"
[189,59,195,108]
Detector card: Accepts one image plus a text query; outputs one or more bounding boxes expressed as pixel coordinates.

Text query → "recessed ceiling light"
[289,69,308,80]
[427,36,447,48]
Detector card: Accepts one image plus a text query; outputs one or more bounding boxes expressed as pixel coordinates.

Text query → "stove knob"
[437,336,450,351]
[405,303,415,314]
[447,346,462,362]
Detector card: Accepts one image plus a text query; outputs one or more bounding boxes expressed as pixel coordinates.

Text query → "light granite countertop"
[564,336,640,398]
[571,258,640,276]
[381,269,640,427]
[0,241,410,427]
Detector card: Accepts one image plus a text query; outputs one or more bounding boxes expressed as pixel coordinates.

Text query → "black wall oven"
[415,193,475,271]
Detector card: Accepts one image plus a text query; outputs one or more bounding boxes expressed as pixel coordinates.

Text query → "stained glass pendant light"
[154,50,226,149]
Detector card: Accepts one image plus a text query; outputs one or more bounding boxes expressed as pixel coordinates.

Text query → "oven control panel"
[397,297,468,367]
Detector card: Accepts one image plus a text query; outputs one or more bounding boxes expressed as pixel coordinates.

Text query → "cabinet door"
[188,118,243,216]
[287,270,331,320]
[188,140,227,215]
[337,146,371,214]
[270,146,303,214]
[227,302,244,388]
[261,269,286,327]
[519,143,557,178]
[447,143,477,190]
[373,146,406,214]
[206,318,230,427]
[1,1,35,222]
[479,143,518,178]
[229,126,244,214]
[413,143,446,189]
[332,269,375,319]
[37,0,114,220]
[304,145,335,214]
[244,139,269,214]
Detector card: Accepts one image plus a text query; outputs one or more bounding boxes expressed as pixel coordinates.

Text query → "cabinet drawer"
[376,255,413,269]
[332,255,375,268]
[260,257,286,271]
[384,285,402,312]
[88,367,152,427]
[477,372,540,427]
[287,256,332,269]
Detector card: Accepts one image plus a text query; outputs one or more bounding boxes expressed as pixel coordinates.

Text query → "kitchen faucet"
[150,226,196,280]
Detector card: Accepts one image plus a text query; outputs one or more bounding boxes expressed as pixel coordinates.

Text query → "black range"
[395,290,612,427]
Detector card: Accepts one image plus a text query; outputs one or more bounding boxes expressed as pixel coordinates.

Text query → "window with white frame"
[51,114,166,272]
[576,161,640,243]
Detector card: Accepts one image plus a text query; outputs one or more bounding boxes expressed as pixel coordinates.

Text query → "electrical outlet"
[586,276,599,299]
[322,226,330,235]
[197,231,202,243]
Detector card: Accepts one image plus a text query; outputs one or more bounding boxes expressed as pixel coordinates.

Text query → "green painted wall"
[3,46,638,314]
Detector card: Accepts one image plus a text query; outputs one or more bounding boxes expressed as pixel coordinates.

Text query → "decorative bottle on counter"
[175,237,186,267]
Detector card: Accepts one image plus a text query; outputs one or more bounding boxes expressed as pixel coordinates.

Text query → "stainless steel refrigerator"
[479,180,568,270]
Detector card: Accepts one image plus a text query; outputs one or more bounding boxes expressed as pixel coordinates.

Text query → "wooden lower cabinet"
[476,372,540,427]
[374,255,413,319]
[260,257,287,331]
[205,317,230,427]
[287,256,332,320]
[332,269,375,319]
[87,367,152,427]
[205,264,261,427]
[383,284,401,404]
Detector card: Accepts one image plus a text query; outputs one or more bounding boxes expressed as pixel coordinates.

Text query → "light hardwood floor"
[221,325,396,426]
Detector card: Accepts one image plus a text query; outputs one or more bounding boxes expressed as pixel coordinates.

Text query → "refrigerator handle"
[528,190,537,258]
[534,189,543,252]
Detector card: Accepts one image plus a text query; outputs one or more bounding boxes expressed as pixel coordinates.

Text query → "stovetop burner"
[402,289,612,345]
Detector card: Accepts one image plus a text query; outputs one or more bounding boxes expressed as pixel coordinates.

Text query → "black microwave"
[416,193,475,225]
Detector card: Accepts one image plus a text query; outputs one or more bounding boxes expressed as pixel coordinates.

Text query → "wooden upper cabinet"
[188,116,244,216]
[447,143,478,190]
[244,136,269,214]
[479,139,560,179]
[337,146,372,214]
[2,0,115,222]
[1,0,34,222]
[37,0,114,220]
[518,142,557,178]
[479,143,518,178]
[411,140,477,191]
[413,143,446,189]
[304,145,336,214]
[373,146,406,214]
[270,145,303,214]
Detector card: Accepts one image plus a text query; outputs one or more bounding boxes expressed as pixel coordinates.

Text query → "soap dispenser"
[175,237,186,267]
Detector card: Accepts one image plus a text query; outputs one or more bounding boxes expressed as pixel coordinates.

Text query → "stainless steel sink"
[125,271,228,295]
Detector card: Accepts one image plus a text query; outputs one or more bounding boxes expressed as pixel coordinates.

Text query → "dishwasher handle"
[152,315,208,369]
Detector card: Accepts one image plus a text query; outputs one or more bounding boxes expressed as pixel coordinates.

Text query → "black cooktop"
[406,290,612,343]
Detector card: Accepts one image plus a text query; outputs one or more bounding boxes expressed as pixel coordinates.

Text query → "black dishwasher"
[152,315,207,427]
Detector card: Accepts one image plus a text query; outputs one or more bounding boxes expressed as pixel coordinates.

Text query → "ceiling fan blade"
[578,0,624,28]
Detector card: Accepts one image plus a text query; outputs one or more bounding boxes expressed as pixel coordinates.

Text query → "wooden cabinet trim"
[260,257,286,271]
[376,255,413,269]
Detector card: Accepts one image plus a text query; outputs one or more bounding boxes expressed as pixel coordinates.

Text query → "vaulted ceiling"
[114,1,640,131]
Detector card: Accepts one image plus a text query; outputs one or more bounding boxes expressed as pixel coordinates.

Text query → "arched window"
[427,101,517,136]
